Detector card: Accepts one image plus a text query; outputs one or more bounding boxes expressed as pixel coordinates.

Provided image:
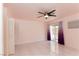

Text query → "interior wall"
[48,13,79,50]
[15,20,46,45]
[63,14,79,50]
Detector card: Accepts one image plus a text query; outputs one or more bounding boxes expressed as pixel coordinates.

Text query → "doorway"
[49,22,64,45]
[50,25,59,42]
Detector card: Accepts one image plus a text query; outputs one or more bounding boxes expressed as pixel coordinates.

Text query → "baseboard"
[3,49,15,56]
[15,40,46,46]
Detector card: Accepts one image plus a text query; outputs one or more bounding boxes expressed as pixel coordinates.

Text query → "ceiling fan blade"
[49,14,56,17]
[37,15,43,18]
[38,12,44,14]
[48,10,56,14]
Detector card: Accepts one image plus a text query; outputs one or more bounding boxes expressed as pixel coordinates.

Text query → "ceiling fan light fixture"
[44,14,48,19]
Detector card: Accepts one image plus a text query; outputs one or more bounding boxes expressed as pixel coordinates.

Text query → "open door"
[49,22,64,45]
[58,22,64,45]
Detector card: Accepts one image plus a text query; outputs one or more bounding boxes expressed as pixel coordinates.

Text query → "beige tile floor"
[15,41,79,56]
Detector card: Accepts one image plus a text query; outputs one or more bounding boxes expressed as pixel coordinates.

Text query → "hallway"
[15,41,79,56]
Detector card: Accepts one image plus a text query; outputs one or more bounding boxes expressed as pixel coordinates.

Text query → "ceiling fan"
[37,9,56,19]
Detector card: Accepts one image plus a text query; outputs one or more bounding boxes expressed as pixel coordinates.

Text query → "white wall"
[15,20,46,45]
[63,14,79,50]
[48,13,79,50]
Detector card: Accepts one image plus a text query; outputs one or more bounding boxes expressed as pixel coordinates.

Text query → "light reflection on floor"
[15,41,79,56]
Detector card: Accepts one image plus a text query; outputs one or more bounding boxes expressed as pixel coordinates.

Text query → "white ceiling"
[4,3,79,22]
